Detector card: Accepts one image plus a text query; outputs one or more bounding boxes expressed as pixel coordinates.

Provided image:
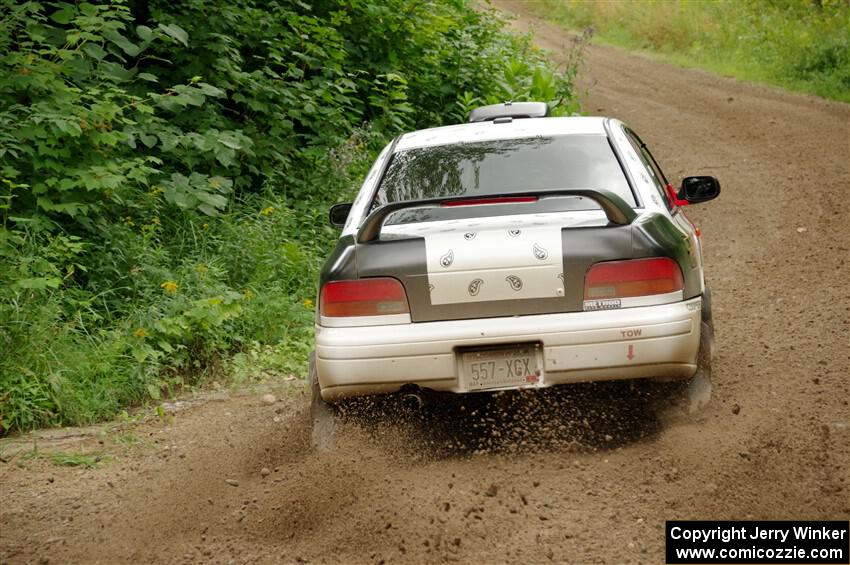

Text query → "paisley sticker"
[533,243,548,260]
[440,249,454,268]
[425,222,562,304]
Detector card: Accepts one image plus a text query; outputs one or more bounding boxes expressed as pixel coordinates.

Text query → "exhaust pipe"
[401,392,424,412]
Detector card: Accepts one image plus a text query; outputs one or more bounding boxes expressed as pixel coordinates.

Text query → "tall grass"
[534,0,850,103]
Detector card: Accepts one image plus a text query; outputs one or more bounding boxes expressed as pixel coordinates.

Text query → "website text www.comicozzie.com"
[665,521,849,565]
[672,546,844,562]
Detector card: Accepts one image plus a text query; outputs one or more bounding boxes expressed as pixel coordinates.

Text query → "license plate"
[461,344,541,392]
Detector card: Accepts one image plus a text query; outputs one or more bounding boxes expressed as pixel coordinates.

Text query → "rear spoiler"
[468,101,548,123]
[356,189,636,244]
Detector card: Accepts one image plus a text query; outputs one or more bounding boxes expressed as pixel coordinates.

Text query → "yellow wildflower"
[195,264,208,274]
[150,216,161,226]
[202,223,209,230]
[149,186,164,197]
[243,289,255,300]
[261,206,275,216]
[303,298,314,309]
[133,328,149,338]
[161,280,178,294]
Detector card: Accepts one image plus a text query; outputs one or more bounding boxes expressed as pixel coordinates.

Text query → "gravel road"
[1,3,848,564]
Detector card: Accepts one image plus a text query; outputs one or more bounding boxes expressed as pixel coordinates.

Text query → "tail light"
[584,257,683,299]
[320,278,410,317]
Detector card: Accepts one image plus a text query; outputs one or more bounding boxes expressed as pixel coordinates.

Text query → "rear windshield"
[372,134,634,208]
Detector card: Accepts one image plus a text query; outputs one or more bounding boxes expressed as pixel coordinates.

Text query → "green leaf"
[50,4,76,25]
[54,119,82,137]
[99,61,134,83]
[146,383,161,400]
[15,277,62,290]
[214,147,236,167]
[83,43,107,61]
[197,203,218,216]
[197,83,225,97]
[139,133,158,148]
[136,25,153,41]
[158,23,188,46]
[158,132,179,151]
[79,3,97,17]
[218,137,243,150]
[109,34,141,57]
[196,192,228,208]
[137,72,158,82]
[208,176,232,192]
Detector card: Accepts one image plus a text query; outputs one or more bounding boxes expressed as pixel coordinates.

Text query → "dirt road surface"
[2,3,848,564]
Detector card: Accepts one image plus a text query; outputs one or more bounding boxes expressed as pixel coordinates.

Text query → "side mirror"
[678,176,720,204]
[328,202,352,227]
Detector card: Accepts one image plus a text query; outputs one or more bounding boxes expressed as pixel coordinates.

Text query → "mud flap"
[682,320,713,413]
[309,352,337,451]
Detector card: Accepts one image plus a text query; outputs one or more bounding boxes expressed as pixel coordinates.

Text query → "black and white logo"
[463,232,476,241]
[505,275,523,291]
[439,249,454,268]
[468,278,483,296]
[533,243,548,260]
[508,229,522,237]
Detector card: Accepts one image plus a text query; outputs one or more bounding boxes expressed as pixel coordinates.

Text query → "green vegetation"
[0,0,581,434]
[534,0,850,103]
[20,446,104,467]
[43,451,103,467]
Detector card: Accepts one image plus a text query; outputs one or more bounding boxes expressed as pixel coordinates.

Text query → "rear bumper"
[315,297,702,402]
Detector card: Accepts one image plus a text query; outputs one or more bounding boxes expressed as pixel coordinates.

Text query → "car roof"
[395,116,610,151]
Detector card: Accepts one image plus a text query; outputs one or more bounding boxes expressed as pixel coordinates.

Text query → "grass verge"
[528,0,850,103]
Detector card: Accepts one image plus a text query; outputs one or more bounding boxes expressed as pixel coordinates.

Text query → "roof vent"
[468,101,549,123]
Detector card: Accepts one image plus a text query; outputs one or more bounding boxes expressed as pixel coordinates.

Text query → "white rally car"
[311,102,719,443]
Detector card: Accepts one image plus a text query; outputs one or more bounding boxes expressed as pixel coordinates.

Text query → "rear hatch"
[347,129,643,322]
[353,198,635,322]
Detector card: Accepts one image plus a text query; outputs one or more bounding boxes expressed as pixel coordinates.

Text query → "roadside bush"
[0,0,581,434]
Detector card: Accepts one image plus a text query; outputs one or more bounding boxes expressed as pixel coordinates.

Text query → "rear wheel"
[678,284,715,412]
[648,291,714,413]
[309,352,337,450]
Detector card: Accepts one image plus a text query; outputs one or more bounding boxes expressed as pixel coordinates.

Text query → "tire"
[309,351,337,451]
[677,285,715,412]
[654,293,714,414]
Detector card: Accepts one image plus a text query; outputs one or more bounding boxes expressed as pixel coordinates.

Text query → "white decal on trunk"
[426,224,564,304]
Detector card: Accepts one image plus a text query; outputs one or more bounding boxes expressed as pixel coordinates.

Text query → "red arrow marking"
[627,344,635,360]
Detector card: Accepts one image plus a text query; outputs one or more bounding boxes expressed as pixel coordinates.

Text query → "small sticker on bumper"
[583,299,622,311]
